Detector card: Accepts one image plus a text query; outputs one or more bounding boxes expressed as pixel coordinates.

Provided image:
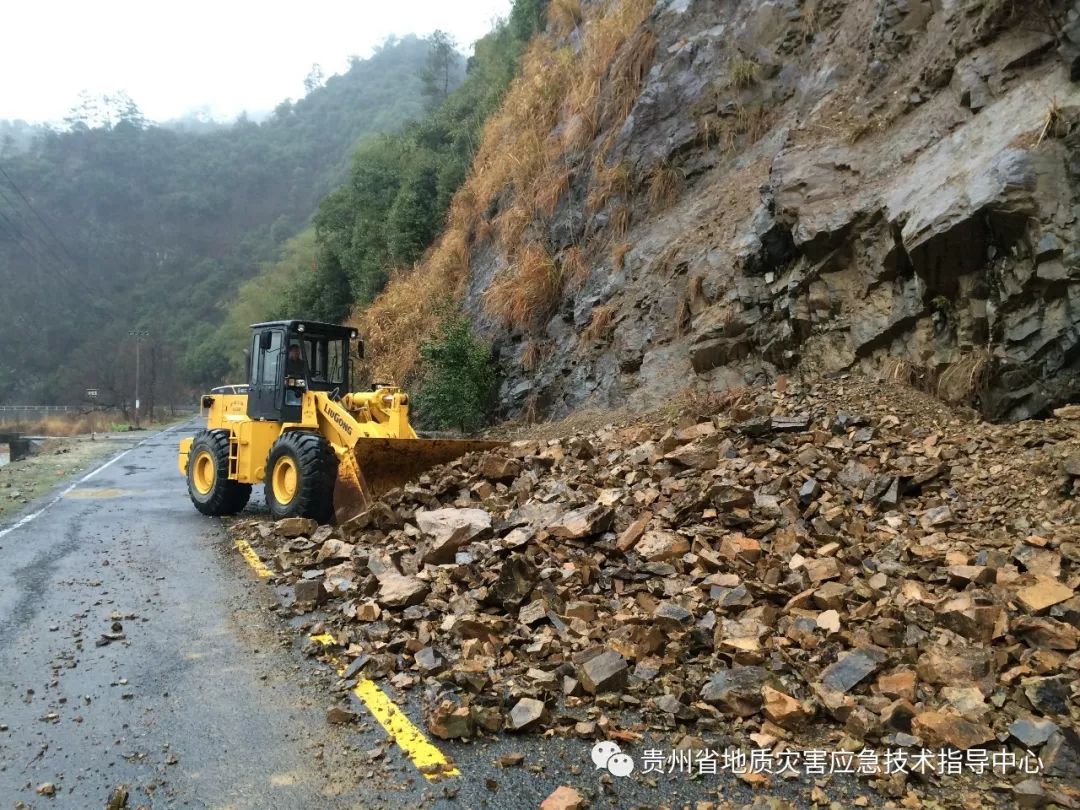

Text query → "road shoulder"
[0,422,189,526]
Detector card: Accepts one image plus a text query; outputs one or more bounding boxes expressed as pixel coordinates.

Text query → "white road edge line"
[0,420,189,540]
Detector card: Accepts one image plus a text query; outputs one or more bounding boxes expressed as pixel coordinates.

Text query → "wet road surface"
[0,421,865,808]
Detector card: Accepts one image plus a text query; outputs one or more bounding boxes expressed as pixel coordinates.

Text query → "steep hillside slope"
[357,0,1080,423]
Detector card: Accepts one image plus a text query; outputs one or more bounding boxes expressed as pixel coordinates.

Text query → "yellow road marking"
[235,539,273,578]
[310,636,460,780]
[233,542,459,780]
[64,487,129,498]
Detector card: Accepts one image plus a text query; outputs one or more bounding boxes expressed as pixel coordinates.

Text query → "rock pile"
[234,378,1080,796]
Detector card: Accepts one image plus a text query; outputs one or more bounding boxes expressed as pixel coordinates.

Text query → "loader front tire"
[265,431,336,523]
[187,430,250,516]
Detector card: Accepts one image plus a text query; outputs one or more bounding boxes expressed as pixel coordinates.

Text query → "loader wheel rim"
[192,450,216,495]
[272,457,298,504]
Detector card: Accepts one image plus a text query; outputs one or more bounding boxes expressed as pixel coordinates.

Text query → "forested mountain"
[0,35,446,406]
[0,121,47,155]
[201,0,549,383]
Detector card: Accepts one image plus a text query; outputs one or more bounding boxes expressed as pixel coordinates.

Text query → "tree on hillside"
[114,93,148,129]
[304,63,325,94]
[415,311,497,432]
[281,0,548,332]
[64,90,146,130]
[422,31,457,107]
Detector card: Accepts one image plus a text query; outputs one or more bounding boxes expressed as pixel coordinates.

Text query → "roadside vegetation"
[414,311,498,433]
[357,0,658,385]
[202,0,548,398]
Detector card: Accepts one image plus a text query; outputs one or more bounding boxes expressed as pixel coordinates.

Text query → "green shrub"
[415,312,497,432]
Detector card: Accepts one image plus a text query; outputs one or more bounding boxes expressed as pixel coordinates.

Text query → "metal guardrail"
[0,405,198,412]
[0,405,76,412]
[0,404,199,424]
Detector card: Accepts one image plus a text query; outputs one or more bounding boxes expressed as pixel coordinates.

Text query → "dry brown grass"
[936,351,993,405]
[494,203,532,254]
[485,243,563,329]
[447,187,480,238]
[561,245,590,290]
[697,113,724,149]
[534,164,573,217]
[1037,98,1064,145]
[586,160,632,214]
[521,339,543,371]
[881,351,993,408]
[847,110,892,144]
[734,104,770,144]
[439,230,471,278]
[474,216,493,244]
[611,241,631,270]
[878,356,942,401]
[688,274,705,302]
[356,0,662,375]
[599,27,657,129]
[610,203,632,237]
[581,304,615,342]
[678,385,756,419]
[729,56,761,89]
[562,110,600,154]
[654,243,681,276]
[559,0,655,153]
[7,413,117,436]
[803,0,822,35]
[675,299,691,335]
[522,391,540,424]
[549,0,584,36]
[881,357,920,387]
[647,163,682,213]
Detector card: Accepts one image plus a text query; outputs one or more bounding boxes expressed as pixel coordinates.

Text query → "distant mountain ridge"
[0,35,442,406]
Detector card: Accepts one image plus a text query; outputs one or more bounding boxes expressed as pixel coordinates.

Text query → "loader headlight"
[382,395,394,408]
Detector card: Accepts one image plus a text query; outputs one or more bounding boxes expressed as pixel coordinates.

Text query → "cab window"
[301,337,346,386]
[258,330,283,383]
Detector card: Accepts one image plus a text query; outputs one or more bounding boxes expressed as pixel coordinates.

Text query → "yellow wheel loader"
[178,320,500,523]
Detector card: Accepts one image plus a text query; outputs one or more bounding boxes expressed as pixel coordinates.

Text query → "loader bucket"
[333,437,505,524]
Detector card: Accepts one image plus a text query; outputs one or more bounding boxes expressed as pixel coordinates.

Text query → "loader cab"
[247,320,356,422]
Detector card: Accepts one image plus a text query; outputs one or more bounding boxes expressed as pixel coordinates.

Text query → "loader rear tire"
[187,430,250,516]
[264,431,337,523]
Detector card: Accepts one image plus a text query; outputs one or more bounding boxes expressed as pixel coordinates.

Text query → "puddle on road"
[64,487,132,499]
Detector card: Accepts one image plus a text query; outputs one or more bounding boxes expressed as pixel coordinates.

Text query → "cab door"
[247,328,285,420]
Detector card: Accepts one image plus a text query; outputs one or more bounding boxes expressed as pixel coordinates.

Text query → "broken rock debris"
[232,378,1079,795]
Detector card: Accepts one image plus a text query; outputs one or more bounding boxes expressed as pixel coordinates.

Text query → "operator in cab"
[285,341,307,406]
[285,342,306,376]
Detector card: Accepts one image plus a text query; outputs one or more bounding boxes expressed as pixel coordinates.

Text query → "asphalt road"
[0,421,873,809]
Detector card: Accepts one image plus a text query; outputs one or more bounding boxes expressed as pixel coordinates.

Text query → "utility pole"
[128,330,150,428]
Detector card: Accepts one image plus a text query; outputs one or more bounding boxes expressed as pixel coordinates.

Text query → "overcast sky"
[2,0,513,124]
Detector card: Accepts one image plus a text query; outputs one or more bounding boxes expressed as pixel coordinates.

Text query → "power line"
[0,186,72,272]
[0,163,82,269]
[0,206,50,269]
[0,198,104,306]
[0,175,106,307]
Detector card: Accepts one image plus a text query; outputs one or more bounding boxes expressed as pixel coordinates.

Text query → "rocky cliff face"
[462,0,1080,422]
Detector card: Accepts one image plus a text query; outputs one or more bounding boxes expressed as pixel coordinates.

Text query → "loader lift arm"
[313,391,502,522]
[179,319,502,525]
